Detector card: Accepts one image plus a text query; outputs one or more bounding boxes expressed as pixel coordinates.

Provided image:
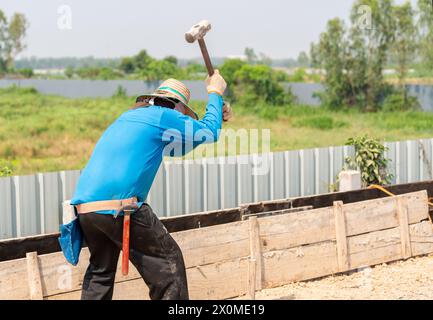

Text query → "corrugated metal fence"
[1,138,433,240]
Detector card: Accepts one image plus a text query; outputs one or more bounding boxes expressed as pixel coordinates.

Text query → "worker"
[69,70,230,300]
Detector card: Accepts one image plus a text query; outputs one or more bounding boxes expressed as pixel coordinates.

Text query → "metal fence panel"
[147,164,165,216]
[417,139,431,182]
[1,138,433,239]
[317,147,331,194]
[272,152,286,200]
[385,141,397,185]
[288,150,301,197]
[0,177,13,239]
[15,175,40,237]
[237,154,253,204]
[165,162,184,217]
[254,154,271,202]
[301,149,315,196]
[205,160,220,211]
[397,140,408,184]
[184,160,204,214]
[41,172,61,233]
[407,140,420,183]
[221,156,237,209]
[332,146,344,184]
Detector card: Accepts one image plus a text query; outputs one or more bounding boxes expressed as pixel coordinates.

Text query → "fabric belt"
[75,197,138,214]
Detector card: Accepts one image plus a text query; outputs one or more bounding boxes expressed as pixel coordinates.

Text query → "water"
[0,79,432,111]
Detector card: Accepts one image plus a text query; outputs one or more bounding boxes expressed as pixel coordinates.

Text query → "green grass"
[1,86,433,175]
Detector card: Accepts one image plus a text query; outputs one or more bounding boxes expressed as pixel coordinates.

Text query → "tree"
[312,18,350,109]
[234,64,292,105]
[163,55,178,65]
[141,59,184,81]
[134,49,154,70]
[185,62,206,79]
[0,11,7,72]
[390,2,417,107]
[258,52,272,66]
[311,0,398,111]
[350,0,395,111]
[65,66,74,78]
[119,57,135,74]
[219,59,293,105]
[219,59,247,99]
[244,47,258,64]
[417,0,433,72]
[297,51,310,66]
[0,10,28,70]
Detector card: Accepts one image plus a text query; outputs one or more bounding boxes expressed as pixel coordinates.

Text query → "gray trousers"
[78,203,189,300]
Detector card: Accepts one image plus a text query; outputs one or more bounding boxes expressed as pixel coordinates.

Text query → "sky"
[1,0,419,59]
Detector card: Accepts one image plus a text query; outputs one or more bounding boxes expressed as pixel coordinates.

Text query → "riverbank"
[1,86,433,175]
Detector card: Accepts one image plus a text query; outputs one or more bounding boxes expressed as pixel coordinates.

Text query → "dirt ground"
[254,254,433,300]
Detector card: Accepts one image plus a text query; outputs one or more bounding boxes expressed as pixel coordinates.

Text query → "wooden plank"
[5,220,433,301]
[242,206,313,220]
[2,181,433,263]
[172,221,250,268]
[26,252,43,300]
[259,207,334,253]
[397,197,412,259]
[262,220,433,289]
[0,208,241,263]
[50,256,249,300]
[50,257,251,301]
[47,278,150,300]
[262,241,339,288]
[343,190,428,236]
[259,191,428,253]
[242,181,433,214]
[334,201,349,272]
[1,190,433,300]
[186,259,249,300]
[11,220,250,298]
[0,233,61,262]
[0,257,29,300]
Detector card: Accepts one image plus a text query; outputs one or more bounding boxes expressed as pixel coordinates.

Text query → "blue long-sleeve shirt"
[70,93,223,215]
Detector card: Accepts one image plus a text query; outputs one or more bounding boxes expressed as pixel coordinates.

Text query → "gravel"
[253,254,433,300]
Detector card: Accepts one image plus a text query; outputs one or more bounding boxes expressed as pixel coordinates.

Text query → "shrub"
[382,91,420,112]
[344,135,393,186]
[0,159,14,177]
[294,116,348,130]
[112,85,127,98]
[219,59,295,106]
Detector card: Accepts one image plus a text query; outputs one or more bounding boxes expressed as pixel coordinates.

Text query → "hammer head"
[185,20,211,43]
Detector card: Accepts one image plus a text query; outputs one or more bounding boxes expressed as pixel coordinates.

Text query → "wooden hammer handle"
[121,213,131,276]
[198,38,214,76]
[197,37,230,122]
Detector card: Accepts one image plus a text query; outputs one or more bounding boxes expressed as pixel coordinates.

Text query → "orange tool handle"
[122,213,131,276]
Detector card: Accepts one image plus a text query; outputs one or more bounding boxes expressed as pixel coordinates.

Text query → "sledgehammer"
[185,20,215,76]
[185,20,231,121]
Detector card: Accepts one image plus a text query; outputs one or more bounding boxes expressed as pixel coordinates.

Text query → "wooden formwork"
[1,190,433,300]
[2,180,433,263]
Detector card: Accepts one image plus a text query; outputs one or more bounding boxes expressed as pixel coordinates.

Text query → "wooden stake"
[248,216,262,291]
[396,197,412,259]
[248,258,256,300]
[333,201,349,272]
[26,252,43,300]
